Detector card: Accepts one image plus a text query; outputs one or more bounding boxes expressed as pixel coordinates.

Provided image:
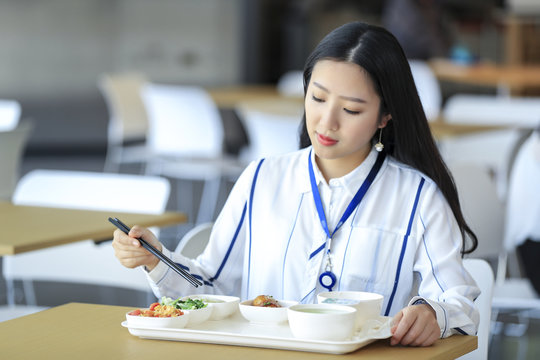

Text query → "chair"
[450,161,540,347]
[276,70,304,98]
[497,130,540,326]
[459,258,494,360]
[442,94,540,128]
[0,99,21,131]
[0,122,32,200]
[409,60,442,122]
[175,222,213,258]
[1,169,171,318]
[235,99,302,163]
[438,129,523,199]
[98,72,150,172]
[141,83,244,224]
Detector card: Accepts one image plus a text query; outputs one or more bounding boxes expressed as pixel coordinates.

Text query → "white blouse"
[146,147,480,338]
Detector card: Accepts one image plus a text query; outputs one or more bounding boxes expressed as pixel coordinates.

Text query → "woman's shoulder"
[384,155,437,189]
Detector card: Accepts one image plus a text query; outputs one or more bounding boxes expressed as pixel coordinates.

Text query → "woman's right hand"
[112,225,162,271]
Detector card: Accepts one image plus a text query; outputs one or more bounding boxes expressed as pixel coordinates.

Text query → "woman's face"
[305,59,389,179]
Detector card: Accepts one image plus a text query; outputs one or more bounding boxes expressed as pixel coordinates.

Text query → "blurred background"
[1,0,540,358]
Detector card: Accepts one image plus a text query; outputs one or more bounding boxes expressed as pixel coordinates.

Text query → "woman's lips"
[317,133,338,146]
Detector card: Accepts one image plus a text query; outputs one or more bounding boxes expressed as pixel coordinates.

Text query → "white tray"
[121,311,392,354]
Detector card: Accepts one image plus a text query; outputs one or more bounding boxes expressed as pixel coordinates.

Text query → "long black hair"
[299,22,477,255]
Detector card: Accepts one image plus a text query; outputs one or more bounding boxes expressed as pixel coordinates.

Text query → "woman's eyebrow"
[313,81,366,103]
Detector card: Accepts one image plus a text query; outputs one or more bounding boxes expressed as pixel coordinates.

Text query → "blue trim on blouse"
[246,158,265,296]
[384,177,425,316]
[208,202,247,282]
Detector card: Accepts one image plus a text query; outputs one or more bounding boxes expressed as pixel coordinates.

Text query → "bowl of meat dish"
[239,295,298,324]
[316,291,383,330]
[182,294,240,320]
[287,303,357,341]
[126,302,189,329]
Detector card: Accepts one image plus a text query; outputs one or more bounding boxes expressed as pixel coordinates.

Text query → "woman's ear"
[379,113,392,129]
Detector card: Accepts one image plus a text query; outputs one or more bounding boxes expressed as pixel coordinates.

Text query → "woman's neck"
[315,148,371,182]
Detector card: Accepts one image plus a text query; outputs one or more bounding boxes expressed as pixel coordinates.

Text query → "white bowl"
[126,310,189,329]
[178,296,213,326]
[182,306,213,326]
[239,299,297,324]
[182,294,240,320]
[317,291,383,330]
[287,304,357,341]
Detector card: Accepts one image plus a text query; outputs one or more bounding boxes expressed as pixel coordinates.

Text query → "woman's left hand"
[390,304,439,346]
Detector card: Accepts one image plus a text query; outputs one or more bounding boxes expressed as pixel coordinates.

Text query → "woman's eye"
[344,108,360,115]
[311,95,324,102]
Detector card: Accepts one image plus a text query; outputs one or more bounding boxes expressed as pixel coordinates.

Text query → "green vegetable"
[160,296,207,310]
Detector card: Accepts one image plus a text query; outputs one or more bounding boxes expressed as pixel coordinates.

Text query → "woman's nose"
[320,106,339,131]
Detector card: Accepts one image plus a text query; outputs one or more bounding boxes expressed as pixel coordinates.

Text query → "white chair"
[142,83,244,224]
[0,122,32,200]
[235,99,302,163]
[443,94,540,128]
[1,169,170,319]
[459,258,494,360]
[0,99,21,131]
[277,70,304,98]
[438,129,523,199]
[176,222,213,258]
[98,72,150,172]
[451,161,540,347]
[409,60,442,122]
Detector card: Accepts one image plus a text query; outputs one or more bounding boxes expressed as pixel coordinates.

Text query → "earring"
[375,128,384,152]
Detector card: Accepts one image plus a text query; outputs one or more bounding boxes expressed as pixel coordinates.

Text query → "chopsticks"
[108,217,202,288]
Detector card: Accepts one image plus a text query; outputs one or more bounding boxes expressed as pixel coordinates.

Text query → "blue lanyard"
[308,150,386,291]
[308,150,386,241]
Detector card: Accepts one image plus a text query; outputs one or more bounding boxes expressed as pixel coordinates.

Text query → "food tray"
[121,311,392,354]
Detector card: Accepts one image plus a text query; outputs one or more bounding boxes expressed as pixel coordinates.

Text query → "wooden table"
[0,201,187,255]
[0,303,477,360]
[429,58,540,94]
[208,85,302,109]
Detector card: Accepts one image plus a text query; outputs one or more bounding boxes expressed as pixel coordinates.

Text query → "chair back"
[409,60,441,122]
[4,170,170,296]
[277,70,304,97]
[448,162,505,263]
[236,99,301,162]
[460,258,494,360]
[98,72,149,144]
[0,123,32,200]
[142,83,224,158]
[0,99,21,131]
[176,222,213,258]
[443,94,540,128]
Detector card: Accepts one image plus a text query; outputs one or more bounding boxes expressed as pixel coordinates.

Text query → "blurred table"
[208,85,303,109]
[0,303,477,359]
[0,201,187,255]
[429,58,540,95]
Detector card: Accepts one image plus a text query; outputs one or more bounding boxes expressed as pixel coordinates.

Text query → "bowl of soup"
[287,304,356,341]
[317,291,383,331]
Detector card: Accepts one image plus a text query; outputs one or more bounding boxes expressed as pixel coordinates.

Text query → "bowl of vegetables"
[160,296,212,326]
[126,302,189,329]
[182,294,240,320]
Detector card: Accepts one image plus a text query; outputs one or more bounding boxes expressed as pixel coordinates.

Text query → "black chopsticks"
[108,217,202,287]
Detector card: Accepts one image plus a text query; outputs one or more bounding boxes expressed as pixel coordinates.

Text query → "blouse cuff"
[409,296,446,338]
[145,246,172,284]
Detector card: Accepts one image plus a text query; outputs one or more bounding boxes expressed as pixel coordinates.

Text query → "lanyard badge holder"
[308,150,385,292]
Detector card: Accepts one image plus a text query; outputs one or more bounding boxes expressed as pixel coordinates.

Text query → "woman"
[113,22,479,347]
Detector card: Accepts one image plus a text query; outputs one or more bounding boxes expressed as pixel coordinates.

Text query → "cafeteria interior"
[1,1,540,359]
